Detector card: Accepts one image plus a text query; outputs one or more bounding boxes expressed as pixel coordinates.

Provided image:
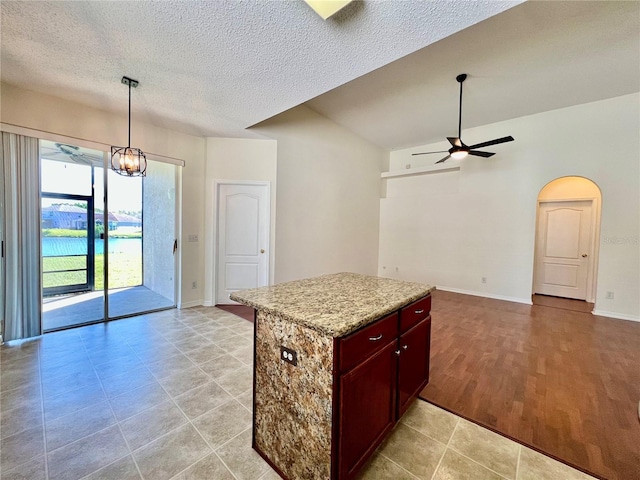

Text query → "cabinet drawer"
[339,313,398,373]
[400,295,431,333]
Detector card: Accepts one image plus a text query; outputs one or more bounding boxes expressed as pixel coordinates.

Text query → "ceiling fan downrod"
[456,73,467,140]
[411,72,514,163]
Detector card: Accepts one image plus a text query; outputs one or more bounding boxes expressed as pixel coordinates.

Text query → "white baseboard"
[179,299,204,309]
[202,300,214,307]
[436,286,533,305]
[437,288,639,322]
[592,310,640,323]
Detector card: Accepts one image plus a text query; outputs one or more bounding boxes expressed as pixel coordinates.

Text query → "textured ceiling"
[0,0,520,139]
[306,1,640,150]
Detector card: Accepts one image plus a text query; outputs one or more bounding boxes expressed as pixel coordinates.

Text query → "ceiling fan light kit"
[450,150,468,160]
[111,76,147,177]
[413,73,514,164]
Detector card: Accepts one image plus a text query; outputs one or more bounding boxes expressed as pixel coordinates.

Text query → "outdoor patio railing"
[42,254,91,296]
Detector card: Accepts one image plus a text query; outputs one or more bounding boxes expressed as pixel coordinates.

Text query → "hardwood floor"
[532,293,594,313]
[420,290,640,480]
[216,304,255,322]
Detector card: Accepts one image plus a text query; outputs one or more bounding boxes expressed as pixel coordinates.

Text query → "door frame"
[213,180,271,305]
[41,191,95,296]
[533,197,601,303]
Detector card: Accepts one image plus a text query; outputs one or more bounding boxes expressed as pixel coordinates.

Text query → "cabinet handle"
[402,344,408,350]
[395,350,401,356]
[415,309,424,314]
[369,334,383,341]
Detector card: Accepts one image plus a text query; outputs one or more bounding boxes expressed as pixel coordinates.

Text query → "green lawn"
[43,253,141,290]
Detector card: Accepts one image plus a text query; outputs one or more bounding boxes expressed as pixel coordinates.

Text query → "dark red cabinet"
[397,316,431,417]
[333,294,432,480]
[338,340,398,479]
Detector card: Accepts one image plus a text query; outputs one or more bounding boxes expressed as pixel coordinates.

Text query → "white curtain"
[1,132,41,341]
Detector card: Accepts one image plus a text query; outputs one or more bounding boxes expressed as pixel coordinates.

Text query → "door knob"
[260,249,265,254]
[582,253,588,258]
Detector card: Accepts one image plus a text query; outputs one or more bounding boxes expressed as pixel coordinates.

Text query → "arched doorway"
[533,176,602,302]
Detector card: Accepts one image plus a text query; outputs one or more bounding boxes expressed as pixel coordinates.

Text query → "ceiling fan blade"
[467,136,514,150]
[56,143,79,151]
[469,150,495,158]
[447,137,462,147]
[411,150,449,156]
[435,155,451,164]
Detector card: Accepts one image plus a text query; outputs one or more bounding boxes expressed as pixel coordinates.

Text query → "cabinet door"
[397,317,431,417]
[338,340,397,479]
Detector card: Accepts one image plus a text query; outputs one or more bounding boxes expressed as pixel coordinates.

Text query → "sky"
[41,158,142,213]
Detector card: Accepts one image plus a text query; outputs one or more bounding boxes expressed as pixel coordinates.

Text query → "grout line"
[447,413,523,480]
[401,420,453,448]
[212,451,242,480]
[127,309,245,479]
[446,417,460,447]
[42,420,120,454]
[515,443,522,480]
[21,307,250,480]
[428,417,459,480]
[0,347,45,476]
[447,417,520,480]
[209,426,254,480]
[446,445,513,480]
[445,412,515,479]
[38,341,50,480]
[167,422,242,480]
[136,314,250,401]
[165,312,248,480]
[162,307,246,480]
[376,452,421,480]
[77,327,146,480]
[75,453,134,480]
[187,310,257,480]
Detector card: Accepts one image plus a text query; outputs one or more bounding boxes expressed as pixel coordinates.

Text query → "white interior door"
[216,182,269,304]
[534,200,593,300]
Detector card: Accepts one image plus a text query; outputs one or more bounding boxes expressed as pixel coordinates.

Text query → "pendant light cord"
[127,81,131,148]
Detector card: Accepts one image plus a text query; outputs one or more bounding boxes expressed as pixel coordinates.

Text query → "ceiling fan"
[40,142,103,166]
[413,73,514,164]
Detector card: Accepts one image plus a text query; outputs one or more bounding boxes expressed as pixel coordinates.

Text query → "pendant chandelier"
[111,76,147,177]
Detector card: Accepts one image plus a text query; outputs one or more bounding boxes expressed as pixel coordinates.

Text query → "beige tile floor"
[0,307,596,480]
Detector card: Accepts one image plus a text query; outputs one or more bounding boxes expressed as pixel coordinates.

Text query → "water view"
[42,237,142,257]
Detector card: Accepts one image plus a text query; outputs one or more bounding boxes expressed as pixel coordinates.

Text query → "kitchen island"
[230,272,435,480]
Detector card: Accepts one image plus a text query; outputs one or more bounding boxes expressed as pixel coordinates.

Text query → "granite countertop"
[229,272,435,337]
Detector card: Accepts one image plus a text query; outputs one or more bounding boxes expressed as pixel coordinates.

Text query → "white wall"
[143,160,177,301]
[253,106,386,283]
[0,83,207,307]
[204,137,278,305]
[380,93,640,320]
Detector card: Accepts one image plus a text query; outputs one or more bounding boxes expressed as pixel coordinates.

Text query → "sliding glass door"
[105,159,177,319]
[40,142,104,330]
[40,140,178,331]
